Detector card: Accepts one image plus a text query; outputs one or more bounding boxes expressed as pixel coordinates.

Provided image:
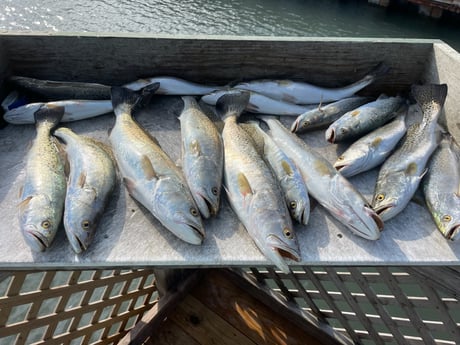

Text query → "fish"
[18,105,67,252]
[179,96,223,218]
[4,100,113,125]
[217,90,300,273]
[109,84,205,245]
[233,62,389,105]
[423,133,460,240]
[202,89,316,116]
[259,116,383,240]
[8,75,111,100]
[54,127,117,253]
[123,76,224,95]
[372,84,448,221]
[325,95,405,143]
[241,120,310,225]
[290,96,373,133]
[334,108,407,177]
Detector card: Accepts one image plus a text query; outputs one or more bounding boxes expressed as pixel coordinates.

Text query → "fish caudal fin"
[367,62,390,80]
[111,83,160,116]
[411,84,448,121]
[34,104,65,129]
[215,90,250,120]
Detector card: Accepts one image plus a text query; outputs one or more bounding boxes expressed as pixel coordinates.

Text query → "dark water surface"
[1,0,459,50]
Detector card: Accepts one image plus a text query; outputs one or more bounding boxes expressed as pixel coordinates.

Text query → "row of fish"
[7,69,457,273]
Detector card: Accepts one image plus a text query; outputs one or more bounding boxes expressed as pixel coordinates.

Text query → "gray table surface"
[1,95,459,269]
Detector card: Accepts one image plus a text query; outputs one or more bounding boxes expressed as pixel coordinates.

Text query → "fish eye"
[340,128,347,134]
[41,220,50,229]
[81,220,91,230]
[376,194,385,201]
[289,201,297,209]
[283,228,294,239]
[443,215,452,222]
[190,207,199,217]
[302,121,310,127]
[337,155,344,161]
[211,187,218,196]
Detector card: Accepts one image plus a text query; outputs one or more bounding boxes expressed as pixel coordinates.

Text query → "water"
[0,0,459,51]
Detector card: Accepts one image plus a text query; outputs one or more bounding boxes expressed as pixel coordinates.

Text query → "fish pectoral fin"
[189,140,201,157]
[140,155,157,180]
[18,185,24,198]
[18,196,33,210]
[281,160,294,176]
[237,172,253,197]
[77,172,87,188]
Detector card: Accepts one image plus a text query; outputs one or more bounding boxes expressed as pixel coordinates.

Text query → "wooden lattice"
[245,266,460,345]
[0,269,157,345]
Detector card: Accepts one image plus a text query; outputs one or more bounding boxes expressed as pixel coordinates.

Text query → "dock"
[368,0,460,18]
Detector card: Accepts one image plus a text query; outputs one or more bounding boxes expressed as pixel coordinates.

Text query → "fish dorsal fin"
[140,155,157,180]
[77,172,87,188]
[18,196,33,211]
[189,140,201,157]
[237,172,253,196]
[281,160,294,176]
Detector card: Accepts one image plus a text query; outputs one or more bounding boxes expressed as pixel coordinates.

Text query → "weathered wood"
[169,295,258,345]
[226,269,354,345]
[1,34,434,95]
[144,321,201,345]
[192,270,326,345]
[119,270,203,345]
[407,267,460,298]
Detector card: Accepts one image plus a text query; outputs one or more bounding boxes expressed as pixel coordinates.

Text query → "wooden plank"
[0,34,433,95]
[169,294,258,345]
[119,270,203,345]
[144,320,201,345]
[407,267,460,298]
[192,270,328,345]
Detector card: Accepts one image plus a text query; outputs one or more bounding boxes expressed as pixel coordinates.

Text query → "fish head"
[290,109,322,133]
[372,171,420,222]
[325,124,351,143]
[249,205,300,273]
[334,147,369,177]
[284,187,310,225]
[329,175,383,240]
[185,157,222,219]
[429,194,460,241]
[63,187,101,253]
[154,188,205,245]
[18,194,60,252]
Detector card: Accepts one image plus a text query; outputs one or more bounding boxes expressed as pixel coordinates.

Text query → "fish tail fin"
[256,115,280,124]
[54,127,78,144]
[34,104,64,129]
[411,83,448,122]
[367,61,390,80]
[181,96,200,111]
[111,83,160,116]
[215,90,250,120]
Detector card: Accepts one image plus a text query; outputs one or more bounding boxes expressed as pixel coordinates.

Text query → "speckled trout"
[179,96,223,218]
[218,90,300,273]
[290,96,373,133]
[18,105,66,252]
[241,120,310,225]
[325,95,405,143]
[54,127,117,253]
[234,63,389,105]
[109,85,205,245]
[423,133,460,240]
[260,116,383,240]
[334,108,407,177]
[123,76,224,95]
[372,84,448,221]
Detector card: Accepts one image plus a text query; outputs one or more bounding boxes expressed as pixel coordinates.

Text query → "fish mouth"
[176,221,205,245]
[265,235,301,273]
[373,203,394,221]
[446,224,460,241]
[366,205,384,232]
[290,119,300,133]
[195,192,218,219]
[297,207,310,225]
[23,227,49,252]
[67,232,88,254]
[325,128,335,143]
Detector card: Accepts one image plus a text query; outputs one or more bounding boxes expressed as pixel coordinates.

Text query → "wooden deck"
[134,270,330,345]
